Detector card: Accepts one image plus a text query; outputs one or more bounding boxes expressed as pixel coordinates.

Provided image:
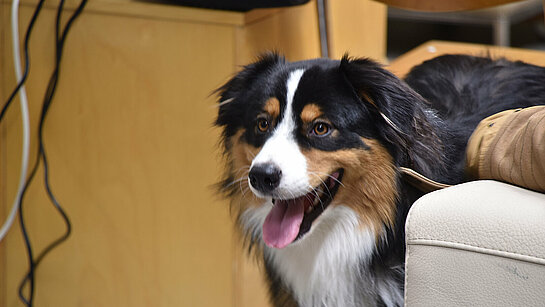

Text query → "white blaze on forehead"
[275,69,304,136]
[286,69,305,118]
[250,69,309,199]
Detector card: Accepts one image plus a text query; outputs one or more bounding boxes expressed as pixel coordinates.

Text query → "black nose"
[249,163,282,193]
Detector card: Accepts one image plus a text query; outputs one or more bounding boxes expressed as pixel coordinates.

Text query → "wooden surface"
[1,2,236,306]
[0,0,387,306]
[388,40,545,78]
[326,0,387,61]
[235,0,388,64]
[235,1,322,65]
[372,0,530,12]
[14,0,245,25]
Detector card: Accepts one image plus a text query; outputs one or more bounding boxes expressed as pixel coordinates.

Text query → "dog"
[215,53,545,307]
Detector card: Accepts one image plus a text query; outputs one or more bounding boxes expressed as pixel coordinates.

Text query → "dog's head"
[216,54,441,249]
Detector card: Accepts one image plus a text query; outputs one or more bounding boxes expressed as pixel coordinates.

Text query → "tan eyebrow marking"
[264,97,280,119]
[301,103,323,123]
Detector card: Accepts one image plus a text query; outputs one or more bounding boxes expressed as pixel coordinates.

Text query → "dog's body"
[215,54,545,307]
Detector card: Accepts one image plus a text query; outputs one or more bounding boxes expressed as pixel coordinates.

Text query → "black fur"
[405,55,545,182]
[215,53,545,307]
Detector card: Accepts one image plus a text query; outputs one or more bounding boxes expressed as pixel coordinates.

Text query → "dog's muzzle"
[248,163,282,193]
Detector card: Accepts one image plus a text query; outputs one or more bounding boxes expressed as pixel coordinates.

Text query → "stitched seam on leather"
[404,241,410,304]
[408,238,545,264]
[404,199,421,305]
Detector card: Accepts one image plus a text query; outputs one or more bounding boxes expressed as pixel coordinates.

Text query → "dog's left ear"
[339,55,443,176]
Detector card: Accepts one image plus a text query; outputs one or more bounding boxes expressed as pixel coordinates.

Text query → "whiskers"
[312,171,345,188]
[217,97,234,108]
[246,149,257,160]
[307,172,341,211]
[306,185,325,210]
[223,166,251,197]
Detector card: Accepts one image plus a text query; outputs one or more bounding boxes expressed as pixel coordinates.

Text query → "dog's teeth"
[313,196,320,206]
[306,205,313,213]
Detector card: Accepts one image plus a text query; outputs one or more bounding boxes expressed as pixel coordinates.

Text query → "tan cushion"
[405,180,545,306]
[466,106,545,192]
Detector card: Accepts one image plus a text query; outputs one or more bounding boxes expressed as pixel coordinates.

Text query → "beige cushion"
[405,180,545,306]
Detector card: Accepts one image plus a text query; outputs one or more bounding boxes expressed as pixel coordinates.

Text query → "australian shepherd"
[215,54,545,307]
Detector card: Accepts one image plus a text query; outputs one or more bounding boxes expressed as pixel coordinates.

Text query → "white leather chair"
[405,180,545,306]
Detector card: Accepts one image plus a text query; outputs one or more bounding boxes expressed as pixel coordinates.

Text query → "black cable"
[2,1,48,306]
[17,141,40,307]
[17,0,88,305]
[0,0,46,123]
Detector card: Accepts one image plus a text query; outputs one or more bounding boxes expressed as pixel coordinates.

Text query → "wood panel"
[326,0,387,62]
[235,0,322,65]
[1,2,237,306]
[13,0,245,26]
[388,40,545,78]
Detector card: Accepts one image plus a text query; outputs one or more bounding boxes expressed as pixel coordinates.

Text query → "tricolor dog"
[215,54,545,307]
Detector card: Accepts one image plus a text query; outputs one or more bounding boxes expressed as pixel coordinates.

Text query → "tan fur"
[224,129,266,255]
[264,97,281,119]
[302,138,398,236]
[229,129,261,207]
[300,103,323,123]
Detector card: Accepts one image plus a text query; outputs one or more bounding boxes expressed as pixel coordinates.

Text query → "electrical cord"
[0,0,44,122]
[0,0,45,243]
[9,0,88,305]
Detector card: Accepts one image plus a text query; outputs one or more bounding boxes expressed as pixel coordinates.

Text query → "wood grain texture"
[235,0,321,65]
[6,0,245,26]
[326,0,387,62]
[1,3,236,306]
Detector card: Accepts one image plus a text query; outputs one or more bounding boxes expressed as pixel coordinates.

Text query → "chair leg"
[493,15,510,46]
[316,0,329,58]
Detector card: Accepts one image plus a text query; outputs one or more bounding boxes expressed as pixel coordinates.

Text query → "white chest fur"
[242,205,402,307]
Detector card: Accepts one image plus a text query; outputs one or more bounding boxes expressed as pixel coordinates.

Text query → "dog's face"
[217,54,432,250]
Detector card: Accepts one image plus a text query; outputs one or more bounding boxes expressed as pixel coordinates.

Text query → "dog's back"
[405,55,545,183]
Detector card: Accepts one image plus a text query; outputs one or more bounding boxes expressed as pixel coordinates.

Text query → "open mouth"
[262,169,344,249]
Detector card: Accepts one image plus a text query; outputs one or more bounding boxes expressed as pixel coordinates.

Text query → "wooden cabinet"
[0,1,385,306]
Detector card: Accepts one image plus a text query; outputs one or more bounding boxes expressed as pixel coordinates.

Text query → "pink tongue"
[263,198,306,249]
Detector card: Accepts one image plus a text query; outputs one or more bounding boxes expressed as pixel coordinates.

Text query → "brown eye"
[257,118,269,132]
[313,122,330,136]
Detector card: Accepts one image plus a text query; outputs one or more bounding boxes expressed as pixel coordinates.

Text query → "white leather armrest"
[405,180,545,307]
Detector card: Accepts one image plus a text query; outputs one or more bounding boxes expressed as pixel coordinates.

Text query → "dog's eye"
[257,118,270,133]
[312,122,330,136]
